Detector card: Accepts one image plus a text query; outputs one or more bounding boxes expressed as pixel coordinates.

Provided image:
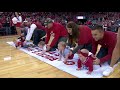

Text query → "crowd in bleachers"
[0,12,120,36]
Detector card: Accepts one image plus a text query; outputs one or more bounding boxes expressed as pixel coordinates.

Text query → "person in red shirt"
[86,20,92,25]
[0,22,6,35]
[66,21,93,57]
[0,22,3,28]
[44,18,68,51]
[91,24,117,65]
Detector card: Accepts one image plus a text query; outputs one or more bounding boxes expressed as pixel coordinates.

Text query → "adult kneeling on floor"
[91,24,117,65]
[44,18,68,51]
[66,21,93,56]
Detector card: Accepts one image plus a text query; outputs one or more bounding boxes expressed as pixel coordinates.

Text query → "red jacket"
[45,22,68,48]
[77,56,93,72]
[34,22,46,31]
[91,31,117,63]
[78,25,93,45]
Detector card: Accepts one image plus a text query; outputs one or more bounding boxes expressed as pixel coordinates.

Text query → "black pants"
[10,26,16,35]
[96,47,111,64]
[82,44,92,52]
[33,29,46,46]
[69,43,92,54]
[0,27,6,35]
[118,58,120,62]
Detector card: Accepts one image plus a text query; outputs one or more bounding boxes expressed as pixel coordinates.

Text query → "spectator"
[15,12,22,36]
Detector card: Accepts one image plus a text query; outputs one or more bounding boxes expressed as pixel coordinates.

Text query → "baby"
[38,41,47,52]
[58,41,74,63]
[76,49,96,74]
[13,33,25,48]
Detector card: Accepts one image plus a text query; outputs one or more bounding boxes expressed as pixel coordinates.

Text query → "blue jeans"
[33,29,46,46]
[5,27,11,35]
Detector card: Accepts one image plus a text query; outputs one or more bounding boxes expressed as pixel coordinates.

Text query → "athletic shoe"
[102,66,114,76]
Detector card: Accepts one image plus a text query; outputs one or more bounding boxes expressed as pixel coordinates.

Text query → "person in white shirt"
[24,19,37,43]
[11,14,16,34]
[23,18,46,46]
[14,12,22,36]
[12,17,17,24]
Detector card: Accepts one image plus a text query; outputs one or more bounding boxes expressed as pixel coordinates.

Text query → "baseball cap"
[44,18,53,26]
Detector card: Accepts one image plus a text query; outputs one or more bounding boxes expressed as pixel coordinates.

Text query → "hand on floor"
[87,71,92,74]
[76,68,81,71]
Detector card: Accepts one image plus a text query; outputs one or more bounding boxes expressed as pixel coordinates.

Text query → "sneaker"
[102,67,114,76]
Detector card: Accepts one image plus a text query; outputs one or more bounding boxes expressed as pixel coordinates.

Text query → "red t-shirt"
[91,31,117,63]
[45,22,68,48]
[78,25,93,45]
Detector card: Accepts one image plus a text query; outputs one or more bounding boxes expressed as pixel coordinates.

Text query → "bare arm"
[110,27,120,67]
[72,45,84,54]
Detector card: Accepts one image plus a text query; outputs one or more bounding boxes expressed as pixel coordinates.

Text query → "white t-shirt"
[12,16,22,24]
[25,24,37,41]
[17,16,22,22]
[12,17,18,24]
[59,47,70,58]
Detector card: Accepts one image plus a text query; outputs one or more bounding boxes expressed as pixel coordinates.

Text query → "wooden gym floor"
[0,35,120,78]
